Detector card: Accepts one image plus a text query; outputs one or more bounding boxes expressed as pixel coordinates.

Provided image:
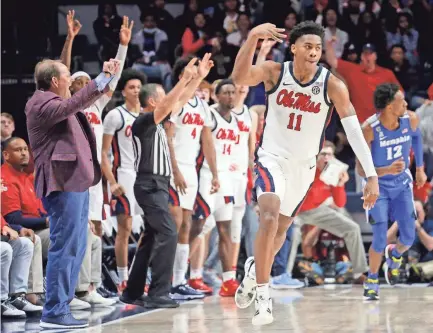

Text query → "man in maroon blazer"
[26,58,119,329]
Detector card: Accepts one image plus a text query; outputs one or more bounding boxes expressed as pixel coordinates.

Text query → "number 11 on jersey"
[287,113,302,131]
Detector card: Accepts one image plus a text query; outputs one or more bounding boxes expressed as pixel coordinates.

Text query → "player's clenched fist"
[103,59,121,76]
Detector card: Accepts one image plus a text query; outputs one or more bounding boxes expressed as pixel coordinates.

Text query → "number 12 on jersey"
[386,145,403,160]
[287,113,303,131]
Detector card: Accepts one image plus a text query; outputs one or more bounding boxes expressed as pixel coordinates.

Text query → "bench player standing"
[231,21,379,326]
[101,69,147,289]
[166,54,219,299]
[357,83,426,301]
[230,84,257,272]
[190,80,241,296]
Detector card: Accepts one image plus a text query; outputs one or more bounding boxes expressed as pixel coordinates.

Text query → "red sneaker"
[188,278,213,295]
[219,279,239,297]
[118,280,127,294]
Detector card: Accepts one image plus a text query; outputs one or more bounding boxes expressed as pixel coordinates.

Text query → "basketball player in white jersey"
[230,85,257,273]
[165,55,219,299]
[190,79,240,297]
[231,21,379,325]
[102,68,147,289]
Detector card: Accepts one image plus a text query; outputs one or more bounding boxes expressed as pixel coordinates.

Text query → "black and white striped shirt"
[132,112,171,177]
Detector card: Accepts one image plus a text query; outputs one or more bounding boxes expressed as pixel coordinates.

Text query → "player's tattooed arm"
[60,10,81,70]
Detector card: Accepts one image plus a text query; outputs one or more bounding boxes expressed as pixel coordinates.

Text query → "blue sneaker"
[383,244,402,285]
[170,284,205,300]
[270,273,304,289]
[40,313,89,329]
[363,278,380,301]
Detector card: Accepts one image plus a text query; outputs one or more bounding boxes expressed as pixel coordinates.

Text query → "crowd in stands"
[1,0,433,320]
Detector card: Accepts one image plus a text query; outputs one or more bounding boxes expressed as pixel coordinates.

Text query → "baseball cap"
[71,71,91,81]
[362,43,376,53]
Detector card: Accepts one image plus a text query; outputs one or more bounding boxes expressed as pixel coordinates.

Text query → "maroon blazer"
[26,81,104,198]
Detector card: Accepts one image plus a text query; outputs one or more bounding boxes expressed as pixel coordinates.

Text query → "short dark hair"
[117,68,147,92]
[215,79,234,95]
[390,43,406,53]
[139,83,162,107]
[172,56,196,86]
[289,21,325,46]
[374,83,400,110]
[2,137,21,151]
[34,60,60,91]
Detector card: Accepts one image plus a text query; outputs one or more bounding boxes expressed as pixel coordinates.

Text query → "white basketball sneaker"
[252,294,273,326]
[235,256,257,309]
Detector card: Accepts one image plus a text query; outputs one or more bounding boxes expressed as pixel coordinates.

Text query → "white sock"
[256,283,269,300]
[190,268,203,279]
[173,243,189,287]
[222,271,236,282]
[117,267,128,281]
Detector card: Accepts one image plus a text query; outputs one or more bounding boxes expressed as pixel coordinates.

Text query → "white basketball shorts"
[110,168,143,217]
[169,163,198,211]
[255,149,316,217]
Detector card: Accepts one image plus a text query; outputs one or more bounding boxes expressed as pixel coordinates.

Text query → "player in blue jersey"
[357,83,427,300]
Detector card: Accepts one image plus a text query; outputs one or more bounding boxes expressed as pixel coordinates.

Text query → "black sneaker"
[10,295,43,313]
[1,299,26,318]
[170,284,205,300]
[97,285,118,299]
[144,295,179,308]
[119,294,147,307]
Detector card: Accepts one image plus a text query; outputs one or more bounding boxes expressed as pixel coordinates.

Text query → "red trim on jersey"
[112,134,121,180]
[256,163,274,193]
[195,149,205,174]
[169,185,180,206]
[195,193,211,219]
[319,105,335,150]
[117,195,131,216]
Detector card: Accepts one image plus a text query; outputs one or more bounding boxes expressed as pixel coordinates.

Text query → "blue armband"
[412,128,424,168]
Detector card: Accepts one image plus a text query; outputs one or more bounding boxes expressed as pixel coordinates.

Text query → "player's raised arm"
[151,58,197,124]
[327,74,379,209]
[231,23,286,87]
[172,53,214,113]
[60,10,82,70]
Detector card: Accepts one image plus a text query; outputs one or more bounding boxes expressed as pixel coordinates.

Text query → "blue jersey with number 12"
[366,113,412,183]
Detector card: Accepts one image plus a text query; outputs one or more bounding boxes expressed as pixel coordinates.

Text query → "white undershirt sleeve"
[341,115,377,178]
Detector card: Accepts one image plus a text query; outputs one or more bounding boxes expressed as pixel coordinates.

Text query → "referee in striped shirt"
[120,58,203,308]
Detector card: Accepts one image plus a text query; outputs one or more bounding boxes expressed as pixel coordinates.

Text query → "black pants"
[125,175,177,298]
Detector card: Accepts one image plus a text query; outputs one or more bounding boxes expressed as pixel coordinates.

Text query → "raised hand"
[197,53,214,79]
[250,23,286,43]
[66,10,82,38]
[181,58,198,82]
[120,16,134,46]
